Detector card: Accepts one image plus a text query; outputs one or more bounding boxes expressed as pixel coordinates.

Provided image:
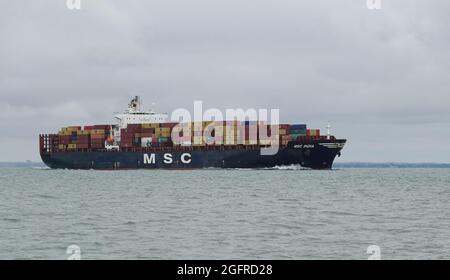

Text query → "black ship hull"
[40,140,346,170]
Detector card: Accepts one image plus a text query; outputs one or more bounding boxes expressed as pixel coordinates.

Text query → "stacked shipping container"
[57,125,111,150]
[118,122,319,148]
[120,123,178,148]
[54,122,324,151]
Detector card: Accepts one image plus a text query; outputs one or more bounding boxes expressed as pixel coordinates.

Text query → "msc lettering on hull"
[143,153,192,164]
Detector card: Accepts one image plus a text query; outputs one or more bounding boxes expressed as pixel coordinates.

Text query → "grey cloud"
[0,0,449,161]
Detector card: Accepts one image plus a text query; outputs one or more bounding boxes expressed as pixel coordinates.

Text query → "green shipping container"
[290,133,306,139]
[289,129,306,135]
[158,137,169,143]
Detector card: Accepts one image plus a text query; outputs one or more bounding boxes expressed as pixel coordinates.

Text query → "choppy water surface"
[0,167,449,259]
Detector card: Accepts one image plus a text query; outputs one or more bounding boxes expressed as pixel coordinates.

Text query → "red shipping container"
[141,128,155,133]
[306,129,320,136]
[161,122,178,128]
[93,125,111,130]
[91,134,105,140]
[127,124,141,129]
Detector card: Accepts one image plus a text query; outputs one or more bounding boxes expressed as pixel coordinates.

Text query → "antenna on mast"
[150,102,156,114]
[326,121,331,140]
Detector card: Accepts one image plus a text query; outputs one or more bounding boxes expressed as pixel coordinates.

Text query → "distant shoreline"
[1,161,450,169]
[0,162,47,168]
[334,162,450,168]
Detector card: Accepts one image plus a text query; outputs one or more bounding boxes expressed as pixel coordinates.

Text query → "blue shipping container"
[290,124,307,130]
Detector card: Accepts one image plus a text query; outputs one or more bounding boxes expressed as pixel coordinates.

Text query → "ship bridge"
[114,96,169,128]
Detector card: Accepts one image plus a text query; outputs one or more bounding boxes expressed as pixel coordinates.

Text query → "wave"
[202,164,309,171]
[31,166,51,170]
[266,164,308,170]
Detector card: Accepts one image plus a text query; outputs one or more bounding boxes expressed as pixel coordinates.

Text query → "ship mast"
[326,122,331,140]
[128,96,142,113]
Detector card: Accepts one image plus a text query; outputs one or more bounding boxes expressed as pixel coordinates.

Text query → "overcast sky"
[1,0,449,162]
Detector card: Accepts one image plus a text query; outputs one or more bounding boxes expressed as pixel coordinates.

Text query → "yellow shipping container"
[154,131,171,138]
[211,138,224,145]
[61,127,80,133]
[141,123,155,129]
[223,136,242,145]
[224,133,242,141]
[191,122,203,133]
[214,126,224,136]
[155,127,170,133]
[223,126,237,135]
[192,135,205,146]
[259,139,272,145]
[59,127,78,135]
[91,129,105,135]
[67,144,77,149]
[77,130,90,135]
[202,121,213,127]
[58,144,66,150]
[192,136,204,144]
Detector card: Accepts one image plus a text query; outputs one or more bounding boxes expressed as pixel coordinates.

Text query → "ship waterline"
[40,140,346,170]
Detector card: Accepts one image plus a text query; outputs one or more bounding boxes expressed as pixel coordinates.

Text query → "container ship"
[39,97,346,170]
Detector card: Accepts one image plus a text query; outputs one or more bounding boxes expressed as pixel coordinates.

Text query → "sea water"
[0,168,449,259]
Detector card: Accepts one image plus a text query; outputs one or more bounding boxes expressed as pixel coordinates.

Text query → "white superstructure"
[112,96,170,144]
[114,96,169,128]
